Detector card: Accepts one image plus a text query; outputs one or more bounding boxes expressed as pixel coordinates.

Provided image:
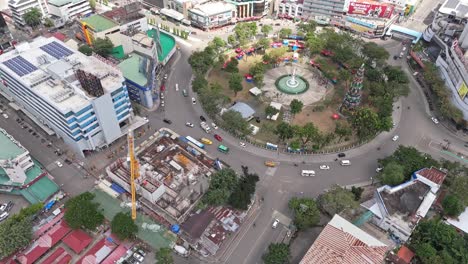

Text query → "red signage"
[348,1,394,18]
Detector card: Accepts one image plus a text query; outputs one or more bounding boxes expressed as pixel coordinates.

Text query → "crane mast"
[127,130,139,220]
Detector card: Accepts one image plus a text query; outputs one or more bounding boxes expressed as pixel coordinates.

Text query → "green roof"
[146,30,176,62]
[81,15,118,32]
[0,160,44,186]
[0,131,26,160]
[118,54,148,87]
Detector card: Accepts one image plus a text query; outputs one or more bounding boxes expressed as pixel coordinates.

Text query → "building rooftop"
[76,237,117,264]
[191,2,236,17]
[0,128,26,160]
[81,14,119,32]
[378,181,430,216]
[62,229,93,253]
[181,209,215,240]
[446,206,468,233]
[227,102,255,119]
[439,0,468,18]
[299,214,388,264]
[416,167,447,185]
[132,32,154,48]
[0,37,125,113]
[118,54,148,87]
[40,247,71,264]
[47,0,83,6]
[146,30,176,62]
[102,5,145,25]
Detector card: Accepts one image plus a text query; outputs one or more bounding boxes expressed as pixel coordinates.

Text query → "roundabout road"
[142,36,467,264]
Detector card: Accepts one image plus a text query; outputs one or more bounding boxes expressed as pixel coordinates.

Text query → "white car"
[392,135,399,141]
[211,123,218,129]
[163,74,168,80]
[431,117,439,124]
[192,97,196,104]
[185,122,194,127]
[376,167,383,172]
[239,142,246,148]
[160,93,165,100]
[143,117,148,121]
[272,219,280,229]
[161,100,165,107]
[55,161,63,167]
[2,114,8,119]
[319,165,330,170]
[133,252,144,262]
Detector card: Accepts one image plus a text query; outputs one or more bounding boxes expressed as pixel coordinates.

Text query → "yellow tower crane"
[127,130,139,220]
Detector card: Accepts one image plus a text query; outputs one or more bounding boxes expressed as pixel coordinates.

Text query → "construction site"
[106,128,214,224]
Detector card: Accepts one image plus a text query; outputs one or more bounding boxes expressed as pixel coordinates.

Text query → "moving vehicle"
[431,117,439,124]
[163,119,172,124]
[175,83,179,91]
[392,135,399,141]
[214,134,222,142]
[301,170,315,176]
[265,161,276,167]
[200,116,206,122]
[55,161,63,167]
[376,167,383,172]
[338,153,346,158]
[239,142,246,148]
[211,123,218,129]
[182,89,188,97]
[186,136,205,149]
[272,219,280,228]
[0,204,6,212]
[218,145,229,154]
[340,160,351,166]
[192,97,196,104]
[164,74,168,80]
[200,138,213,145]
[2,114,8,119]
[200,122,211,133]
[186,122,194,127]
[319,165,330,170]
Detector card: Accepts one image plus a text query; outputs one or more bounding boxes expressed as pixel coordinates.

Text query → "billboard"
[458,82,468,99]
[348,1,394,18]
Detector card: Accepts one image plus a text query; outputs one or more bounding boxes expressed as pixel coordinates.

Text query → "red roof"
[417,167,446,185]
[34,212,65,239]
[52,32,67,42]
[397,246,415,264]
[77,237,117,264]
[101,244,128,264]
[17,221,71,264]
[40,247,72,264]
[62,229,93,254]
[300,215,388,264]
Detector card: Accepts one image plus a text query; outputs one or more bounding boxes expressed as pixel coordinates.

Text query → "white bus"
[301,170,315,177]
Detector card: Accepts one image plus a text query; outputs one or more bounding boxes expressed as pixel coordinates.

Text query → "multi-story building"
[0,128,35,185]
[0,12,14,52]
[47,0,92,24]
[0,37,134,157]
[102,3,148,33]
[302,0,346,25]
[224,0,271,21]
[277,0,304,18]
[8,0,49,26]
[188,2,236,30]
[80,14,121,46]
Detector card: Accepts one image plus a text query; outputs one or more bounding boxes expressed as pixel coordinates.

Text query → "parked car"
[163,119,172,124]
[200,116,206,122]
[319,165,330,170]
[163,74,168,80]
[337,153,346,158]
[264,161,276,167]
[392,135,399,141]
[192,97,196,104]
[239,142,246,148]
[431,117,439,124]
[2,113,8,119]
[55,161,63,168]
[182,89,188,97]
[133,252,144,262]
[211,123,218,129]
[0,212,9,222]
[214,134,222,142]
[185,122,194,127]
[376,167,383,172]
[272,219,280,228]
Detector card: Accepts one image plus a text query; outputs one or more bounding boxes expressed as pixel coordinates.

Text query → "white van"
[301,170,315,177]
[340,160,351,166]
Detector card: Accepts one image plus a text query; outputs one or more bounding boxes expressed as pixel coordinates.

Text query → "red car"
[214,134,222,142]
[160,84,165,91]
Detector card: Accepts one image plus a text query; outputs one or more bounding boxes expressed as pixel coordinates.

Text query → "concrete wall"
[92,93,121,144]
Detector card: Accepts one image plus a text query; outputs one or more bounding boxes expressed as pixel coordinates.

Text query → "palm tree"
[23,8,42,28]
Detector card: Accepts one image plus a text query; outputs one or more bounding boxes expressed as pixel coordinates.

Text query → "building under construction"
[106,128,214,224]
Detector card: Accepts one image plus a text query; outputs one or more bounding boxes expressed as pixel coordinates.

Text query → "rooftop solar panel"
[40,41,74,59]
[2,56,37,77]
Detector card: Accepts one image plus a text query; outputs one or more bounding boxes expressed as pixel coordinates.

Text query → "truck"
[173,245,189,257]
[200,122,211,133]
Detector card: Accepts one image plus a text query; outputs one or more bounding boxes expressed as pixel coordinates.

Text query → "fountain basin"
[275,74,309,94]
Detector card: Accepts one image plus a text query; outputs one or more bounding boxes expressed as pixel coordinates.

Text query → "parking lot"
[0,193,30,221]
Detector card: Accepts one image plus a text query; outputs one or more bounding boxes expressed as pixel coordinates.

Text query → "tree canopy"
[188,47,216,75]
[224,59,239,73]
[111,212,138,240]
[289,99,304,115]
[23,8,42,28]
[317,185,359,216]
[334,121,352,142]
[64,192,104,230]
[288,197,320,229]
[228,166,259,210]
[350,107,382,140]
[265,105,279,117]
[155,247,174,264]
[361,42,389,63]
[203,168,238,206]
[221,110,251,135]
[93,37,114,57]
[442,194,464,217]
[262,243,290,264]
[275,122,294,142]
[191,74,208,93]
[261,24,273,36]
[78,45,93,56]
[378,161,405,186]
[229,73,243,96]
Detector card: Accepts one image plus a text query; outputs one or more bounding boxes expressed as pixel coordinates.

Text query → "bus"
[186,136,205,149]
[218,145,229,154]
[301,170,315,177]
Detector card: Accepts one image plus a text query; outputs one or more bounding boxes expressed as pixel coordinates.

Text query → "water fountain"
[275,67,309,95]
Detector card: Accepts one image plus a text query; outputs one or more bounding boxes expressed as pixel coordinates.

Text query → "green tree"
[289,99,303,115]
[294,122,318,147]
[334,121,352,142]
[189,50,213,75]
[0,216,32,258]
[288,197,320,229]
[111,212,138,240]
[378,161,405,186]
[155,247,174,264]
[89,0,96,9]
[203,168,238,205]
[257,37,271,50]
[93,37,114,57]
[191,74,208,93]
[64,192,104,230]
[78,45,93,56]
[23,8,42,28]
[361,42,389,64]
[265,105,279,117]
[225,59,239,73]
[350,107,381,140]
[415,243,438,263]
[442,194,464,217]
[43,17,54,27]
[261,24,273,36]
[297,21,317,34]
[275,122,294,142]
[227,35,237,47]
[448,175,468,206]
[229,73,243,96]
[221,110,251,135]
[210,36,226,54]
[351,186,364,201]
[13,203,43,221]
[262,243,290,264]
[228,166,259,210]
[305,34,325,54]
[279,28,292,38]
[317,184,359,216]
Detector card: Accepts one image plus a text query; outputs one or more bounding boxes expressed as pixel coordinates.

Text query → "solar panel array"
[3,56,38,77]
[40,41,73,59]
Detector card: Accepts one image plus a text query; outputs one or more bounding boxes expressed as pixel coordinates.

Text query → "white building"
[277,0,303,18]
[0,37,136,157]
[47,0,92,23]
[0,128,35,185]
[189,2,236,30]
[8,0,49,26]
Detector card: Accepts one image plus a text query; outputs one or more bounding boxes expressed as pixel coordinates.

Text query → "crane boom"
[127,130,139,220]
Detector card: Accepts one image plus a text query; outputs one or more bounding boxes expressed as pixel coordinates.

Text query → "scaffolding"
[75,69,105,97]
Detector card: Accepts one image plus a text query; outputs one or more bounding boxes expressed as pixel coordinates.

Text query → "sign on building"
[347,1,394,18]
